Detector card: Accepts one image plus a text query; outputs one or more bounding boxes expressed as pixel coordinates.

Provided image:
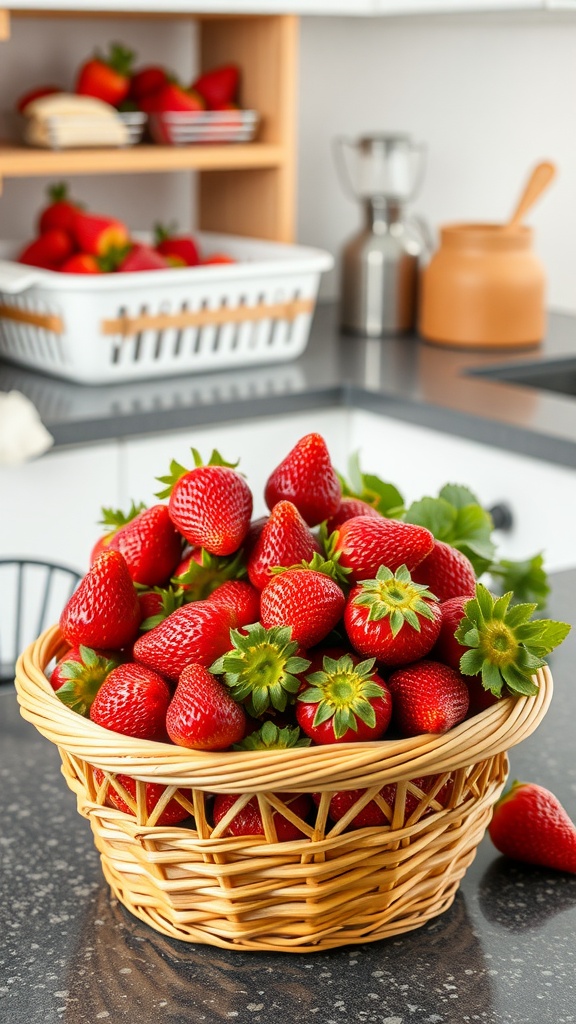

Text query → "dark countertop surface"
[2,567,576,1024]
[2,303,576,468]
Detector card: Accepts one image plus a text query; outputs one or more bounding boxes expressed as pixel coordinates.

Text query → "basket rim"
[15,625,553,793]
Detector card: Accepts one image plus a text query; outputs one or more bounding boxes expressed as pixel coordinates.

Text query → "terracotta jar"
[418,223,546,348]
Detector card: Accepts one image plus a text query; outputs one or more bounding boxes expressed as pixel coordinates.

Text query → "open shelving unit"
[0,7,298,241]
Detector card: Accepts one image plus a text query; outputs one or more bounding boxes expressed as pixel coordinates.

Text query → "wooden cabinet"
[0,8,298,241]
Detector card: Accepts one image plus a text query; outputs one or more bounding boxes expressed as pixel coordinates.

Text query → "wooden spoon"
[504,161,557,231]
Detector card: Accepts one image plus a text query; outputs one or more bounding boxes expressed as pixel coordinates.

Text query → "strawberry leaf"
[489,553,550,607]
[337,452,404,516]
[233,721,311,751]
[210,623,310,716]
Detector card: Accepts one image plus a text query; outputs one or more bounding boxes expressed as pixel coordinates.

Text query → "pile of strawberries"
[51,433,569,840]
[17,183,234,274]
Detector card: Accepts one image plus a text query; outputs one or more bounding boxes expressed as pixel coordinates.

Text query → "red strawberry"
[212,792,311,841]
[18,229,74,270]
[488,781,576,874]
[59,253,101,275]
[202,253,235,266]
[205,579,260,624]
[154,223,200,267]
[330,515,434,584]
[466,673,500,715]
[116,242,170,273]
[260,568,346,649]
[344,565,441,666]
[106,504,183,587]
[75,43,135,106]
[166,663,246,750]
[145,81,205,114]
[93,767,192,826]
[37,182,83,235]
[411,539,476,603]
[325,497,382,533]
[90,662,171,741]
[387,660,470,737]
[128,65,169,105]
[313,774,454,829]
[60,550,141,651]
[158,449,253,557]
[72,211,130,257]
[264,433,341,527]
[296,651,392,744]
[432,594,472,671]
[247,500,321,590]
[191,64,240,110]
[50,644,121,716]
[133,593,251,682]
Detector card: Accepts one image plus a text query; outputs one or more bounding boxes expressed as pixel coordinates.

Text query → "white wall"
[2,10,576,310]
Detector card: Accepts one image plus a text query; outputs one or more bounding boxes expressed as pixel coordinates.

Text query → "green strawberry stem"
[455,583,571,697]
[271,548,350,587]
[210,623,311,716]
[352,564,438,635]
[155,448,240,500]
[138,584,185,631]
[55,645,119,716]
[98,500,146,531]
[173,548,246,602]
[298,654,383,739]
[233,721,311,751]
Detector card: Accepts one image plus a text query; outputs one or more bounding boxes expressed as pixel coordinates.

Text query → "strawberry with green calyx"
[329,515,434,585]
[211,623,311,717]
[71,211,130,258]
[38,182,84,236]
[455,584,571,698]
[344,564,442,666]
[91,500,147,561]
[137,583,185,631]
[166,663,246,751]
[411,538,476,604]
[157,448,253,557]
[154,222,200,267]
[90,662,172,742]
[212,792,311,842]
[75,43,135,107]
[264,432,341,528]
[260,566,346,649]
[233,720,311,751]
[296,652,392,744]
[60,550,141,651]
[488,780,576,874]
[247,500,321,591]
[51,644,121,716]
[173,546,247,602]
[387,660,470,737]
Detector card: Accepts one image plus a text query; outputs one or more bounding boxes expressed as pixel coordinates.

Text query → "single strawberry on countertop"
[166,662,246,751]
[90,661,171,741]
[488,780,576,874]
[344,564,442,666]
[212,791,311,842]
[75,42,135,107]
[387,659,470,737]
[327,514,434,585]
[247,500,321,591]
[264,432,341,528]
[60,549,141,651]
[259,565,346,650]
[51,644,121,716]
[157,448,253,557]
[296,651,392,744]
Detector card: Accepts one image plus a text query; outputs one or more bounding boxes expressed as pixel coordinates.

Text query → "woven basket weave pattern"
[15,625,552,953]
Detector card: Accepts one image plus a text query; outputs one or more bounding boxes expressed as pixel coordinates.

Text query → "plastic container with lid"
[418,223,546,349]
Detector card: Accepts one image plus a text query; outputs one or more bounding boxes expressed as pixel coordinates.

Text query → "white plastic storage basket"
[0,234,333,385]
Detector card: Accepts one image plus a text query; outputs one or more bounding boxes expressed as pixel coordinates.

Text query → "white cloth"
[0,390,54,465]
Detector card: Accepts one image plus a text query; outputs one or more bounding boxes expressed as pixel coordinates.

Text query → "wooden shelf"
[0,141,286,180]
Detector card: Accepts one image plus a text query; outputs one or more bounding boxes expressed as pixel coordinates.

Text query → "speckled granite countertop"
[2,568,576,1024]
[2,304,576,468]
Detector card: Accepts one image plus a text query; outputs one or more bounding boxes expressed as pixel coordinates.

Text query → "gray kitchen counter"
[2,567,576,1024]
[2,304,576,468]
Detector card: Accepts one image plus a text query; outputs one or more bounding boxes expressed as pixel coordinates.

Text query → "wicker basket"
[15,625,553,954]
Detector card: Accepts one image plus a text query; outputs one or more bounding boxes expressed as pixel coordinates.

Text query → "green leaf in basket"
[454,583,571,698]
